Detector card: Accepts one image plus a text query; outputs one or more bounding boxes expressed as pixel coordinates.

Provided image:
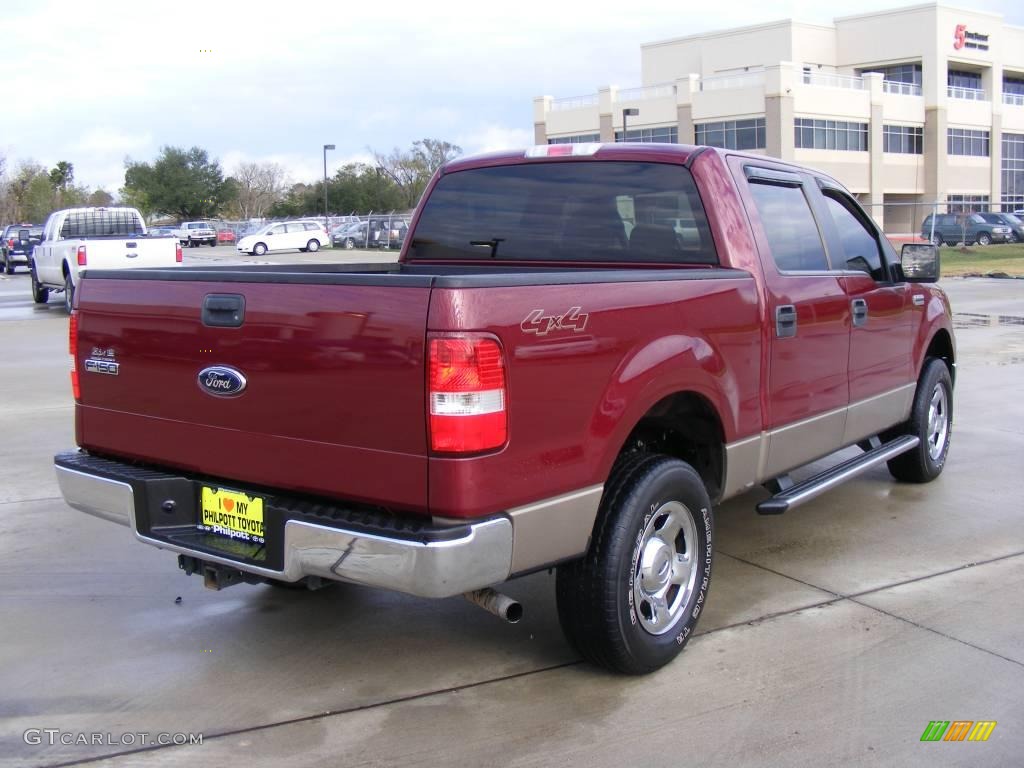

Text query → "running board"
[756,435,920,515]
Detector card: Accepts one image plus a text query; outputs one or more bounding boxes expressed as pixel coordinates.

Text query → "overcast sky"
[3,0,1022,192]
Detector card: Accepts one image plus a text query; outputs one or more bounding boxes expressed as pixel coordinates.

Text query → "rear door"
[75,274,433,510]
[731,160,851,478]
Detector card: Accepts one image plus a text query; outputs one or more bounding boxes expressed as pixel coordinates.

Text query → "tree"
[373,138,461,209]
[122,146,232,220]
[231,161,289,219]
[87,189,114,207]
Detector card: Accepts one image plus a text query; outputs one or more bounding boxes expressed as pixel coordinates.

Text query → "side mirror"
[900,243,940,283]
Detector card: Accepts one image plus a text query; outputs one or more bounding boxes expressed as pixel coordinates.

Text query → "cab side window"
[822,193,886,280]
[748,180,830,272]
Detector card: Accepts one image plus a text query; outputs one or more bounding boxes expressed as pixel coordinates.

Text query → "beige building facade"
[533,3,1024,233]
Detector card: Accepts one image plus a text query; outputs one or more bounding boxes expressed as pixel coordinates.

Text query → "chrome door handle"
[775,305,797,338]
[851,298,868,328]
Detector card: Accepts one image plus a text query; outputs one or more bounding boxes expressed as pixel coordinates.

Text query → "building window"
[948,69,982,90]
[794,118,868,151]
[614,126,678,143]
[860,63,921,85]
[695,118,766,150]
[946,194,989,213]
[548,133,601,145]
[883,125,923,154]
[1005,77,1024,96]
[947,128,989,157]
[1003,133,1024,212]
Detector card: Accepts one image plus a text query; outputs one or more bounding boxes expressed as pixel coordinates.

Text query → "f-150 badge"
[521,307,589,336]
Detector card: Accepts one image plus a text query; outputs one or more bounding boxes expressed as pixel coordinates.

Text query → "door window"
[822,193,886,280]
[747,180,829,271]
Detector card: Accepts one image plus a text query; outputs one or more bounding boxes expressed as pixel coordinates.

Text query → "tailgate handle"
[202,294,246,327]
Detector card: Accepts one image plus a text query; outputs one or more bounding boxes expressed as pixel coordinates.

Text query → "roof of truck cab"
[441,144,844,191]
[442,143,701,174]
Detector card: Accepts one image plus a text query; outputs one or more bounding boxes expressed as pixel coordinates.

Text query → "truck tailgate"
[81,237,179,269]
[74,274,431,510]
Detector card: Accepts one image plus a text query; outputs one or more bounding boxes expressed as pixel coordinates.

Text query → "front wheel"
[63,273,75,313]
[31,265,49,303]
[344,238,355,250]
[252,243,267,256]
[208,240,216,247]
[887,358,953,483]
[556,454,714,674]
[307,239,320,252]
[930,233,943,247]
[976,232,992,246]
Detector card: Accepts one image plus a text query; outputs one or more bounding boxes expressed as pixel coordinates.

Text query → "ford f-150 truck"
[55,144,954,674]
[32,207,182,313]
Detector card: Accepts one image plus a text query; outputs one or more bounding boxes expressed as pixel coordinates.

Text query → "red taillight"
[76,244,87,266]
[428,337,507,453]
[6,238,13,248]
[175,242,183,262]
[69,312,80,400]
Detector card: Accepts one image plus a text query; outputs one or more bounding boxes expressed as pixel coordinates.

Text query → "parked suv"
[921,213,1011,246]
[2,223,43,274]
[977,212,1024,243]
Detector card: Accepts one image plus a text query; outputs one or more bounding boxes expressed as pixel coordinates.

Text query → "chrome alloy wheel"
[633,501,699,635]
[926,383,950,461]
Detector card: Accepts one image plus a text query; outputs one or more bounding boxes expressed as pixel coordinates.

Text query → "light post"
[323,143,335,233]
[621,108,639,142]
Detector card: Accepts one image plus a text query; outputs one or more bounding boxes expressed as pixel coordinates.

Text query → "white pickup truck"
[175,221,217,248]
[31,207,182,313]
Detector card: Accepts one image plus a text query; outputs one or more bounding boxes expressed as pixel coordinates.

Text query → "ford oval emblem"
[198,366,247,397]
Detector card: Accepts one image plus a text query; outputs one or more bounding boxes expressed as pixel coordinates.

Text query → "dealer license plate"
[198,486,265,545]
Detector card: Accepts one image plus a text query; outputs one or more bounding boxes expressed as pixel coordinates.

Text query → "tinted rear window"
[409,161,717,264]
[60,210,144,238]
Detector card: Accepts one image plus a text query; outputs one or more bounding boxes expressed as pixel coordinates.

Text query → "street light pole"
[323,143,335,233]
[622,108,639,143]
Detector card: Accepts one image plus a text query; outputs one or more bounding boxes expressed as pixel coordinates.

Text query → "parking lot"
[1,258,1022,766]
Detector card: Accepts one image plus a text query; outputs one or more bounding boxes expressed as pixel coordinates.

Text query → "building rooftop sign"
[954,24,989,51]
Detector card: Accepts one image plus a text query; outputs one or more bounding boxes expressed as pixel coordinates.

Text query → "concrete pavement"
[0,268,1021,767]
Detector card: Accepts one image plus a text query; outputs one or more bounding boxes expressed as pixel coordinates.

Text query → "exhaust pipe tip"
[463,587,523,624]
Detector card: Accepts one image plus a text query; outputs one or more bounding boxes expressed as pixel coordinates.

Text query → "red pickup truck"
[56,143,954,674]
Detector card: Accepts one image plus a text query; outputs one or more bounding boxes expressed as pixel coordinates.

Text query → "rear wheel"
[4,254,13,275]
[253,243,267,256]
[887,358,953,483]
[556,454,714,674]
[307,239,320,252]
[63,273,74,313]
[977,232,992,246]
[31,265,49,303]
[208,240,216,247]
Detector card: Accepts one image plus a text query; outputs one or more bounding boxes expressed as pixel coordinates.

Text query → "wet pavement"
[0,270,1021,767]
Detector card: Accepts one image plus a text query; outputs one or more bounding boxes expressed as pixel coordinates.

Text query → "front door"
[814,187,914,444]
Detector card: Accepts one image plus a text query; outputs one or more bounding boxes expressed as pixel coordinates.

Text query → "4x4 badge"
[521,307,589,336]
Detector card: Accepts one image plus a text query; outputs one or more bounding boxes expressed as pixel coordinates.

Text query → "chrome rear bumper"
[55,461,513,599]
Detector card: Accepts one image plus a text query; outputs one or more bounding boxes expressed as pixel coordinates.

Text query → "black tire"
[63,273,75,313]
[887,358,953,483]
[344,238,355,250]
[977,232,991,246]
[253,243,267,256]
[556,454,714,675]
[930,233,943,247]
[307,239,320,252]
[31,265,49,304]
[208,240,216,247]
[4,255,13,275]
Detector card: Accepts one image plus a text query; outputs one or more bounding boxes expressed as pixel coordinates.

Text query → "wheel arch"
[607,390,727,502]
[923,327,956,385]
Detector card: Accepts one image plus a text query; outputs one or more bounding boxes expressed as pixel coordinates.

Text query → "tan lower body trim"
[721,383,917,501]
[507,485,604,574]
